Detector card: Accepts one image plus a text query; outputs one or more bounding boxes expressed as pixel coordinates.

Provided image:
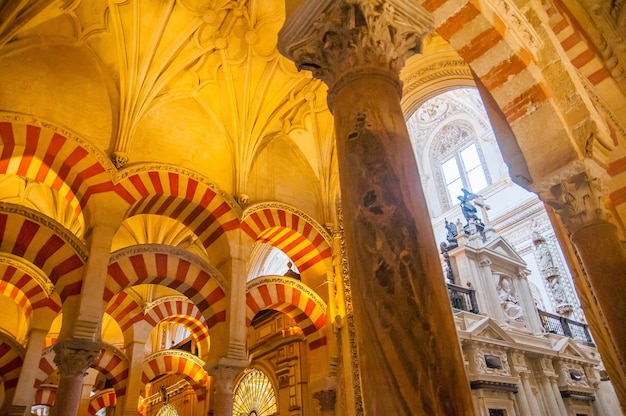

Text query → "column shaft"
[521,373,542,416]
[9,328,48,415]
[331,73,474,415]
[571,222,626,368]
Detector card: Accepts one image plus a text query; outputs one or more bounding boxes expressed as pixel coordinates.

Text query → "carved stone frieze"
[53,338,103,378]
[278,0,432,100]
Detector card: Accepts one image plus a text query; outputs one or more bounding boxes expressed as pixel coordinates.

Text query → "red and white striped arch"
[0,279,32,319]
[33,387,56,407]
[0,207,87,300]
[141,351,208,401]
[105,291,145,334]
[241,205,332,274]
[0,119,119,217]
[0,258,61,318]
[92,345,128,397]
[543,0,615,93]
[88,388,117,415]
[144,298,211,355]
[0,337,24,403]
[246,276,327,336]
[106,292,212,358]
[105,247,227,328]
[34,347,55,389]
[118,169,239,250]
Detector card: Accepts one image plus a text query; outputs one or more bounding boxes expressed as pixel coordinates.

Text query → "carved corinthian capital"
[53,338,103,378]
[541,170,609,234]
[278,0,432,99]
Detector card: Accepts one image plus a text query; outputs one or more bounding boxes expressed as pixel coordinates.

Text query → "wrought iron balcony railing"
[537,309,594,346]
[447,283,479,314]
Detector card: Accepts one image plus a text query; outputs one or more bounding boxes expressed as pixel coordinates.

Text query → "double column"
[538,164,626,408]
[279,1,474,414]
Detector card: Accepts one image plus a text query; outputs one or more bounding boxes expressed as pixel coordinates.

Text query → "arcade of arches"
[0,0,625,415]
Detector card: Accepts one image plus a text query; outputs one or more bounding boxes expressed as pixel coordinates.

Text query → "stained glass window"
[233,368,278,416]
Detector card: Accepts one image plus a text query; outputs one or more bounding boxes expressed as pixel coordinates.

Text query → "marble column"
[208,360,246,416]
[540,167,626,408]
[279,1,474,414]
[538,374,562,416]
[514,374,532,416]
[8,328,48,415]
[549,376,568,416]
[50,338,103,416]
[314,389,337,416]
[520,372,542,416]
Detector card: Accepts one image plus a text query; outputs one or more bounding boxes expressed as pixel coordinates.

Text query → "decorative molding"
[278,0,432,101]
[337,204,365,415]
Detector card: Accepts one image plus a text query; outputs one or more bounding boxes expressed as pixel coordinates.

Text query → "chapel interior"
[0,0,626,415]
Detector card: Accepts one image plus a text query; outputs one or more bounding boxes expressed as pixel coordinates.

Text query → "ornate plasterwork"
[485,0,543,58]
[278,0,432,100]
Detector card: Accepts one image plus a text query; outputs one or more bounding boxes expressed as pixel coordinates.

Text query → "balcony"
[537,309,594,346]
[447,283,479,314]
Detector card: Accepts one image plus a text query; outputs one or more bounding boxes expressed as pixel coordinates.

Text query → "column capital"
[53,338,103,378]
[537,163,610,234]
[278,0,432,102]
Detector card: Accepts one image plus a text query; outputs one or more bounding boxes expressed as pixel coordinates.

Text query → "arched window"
[233,368,278,416]
[430,121,490,209]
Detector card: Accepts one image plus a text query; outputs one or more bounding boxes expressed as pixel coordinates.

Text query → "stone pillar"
[538,374,563,416]
[78,369,99,415]
[50,338,102,416]
[514,374,532,416]
[314,389,337,416]
[119,338,148,415]
[513,270,544,334]
[208,360,246,416]
[8,327,48,415]
[549,376,568,416]
[520,372,542,416]
[279,1,474,414]
[540,166,626,408]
